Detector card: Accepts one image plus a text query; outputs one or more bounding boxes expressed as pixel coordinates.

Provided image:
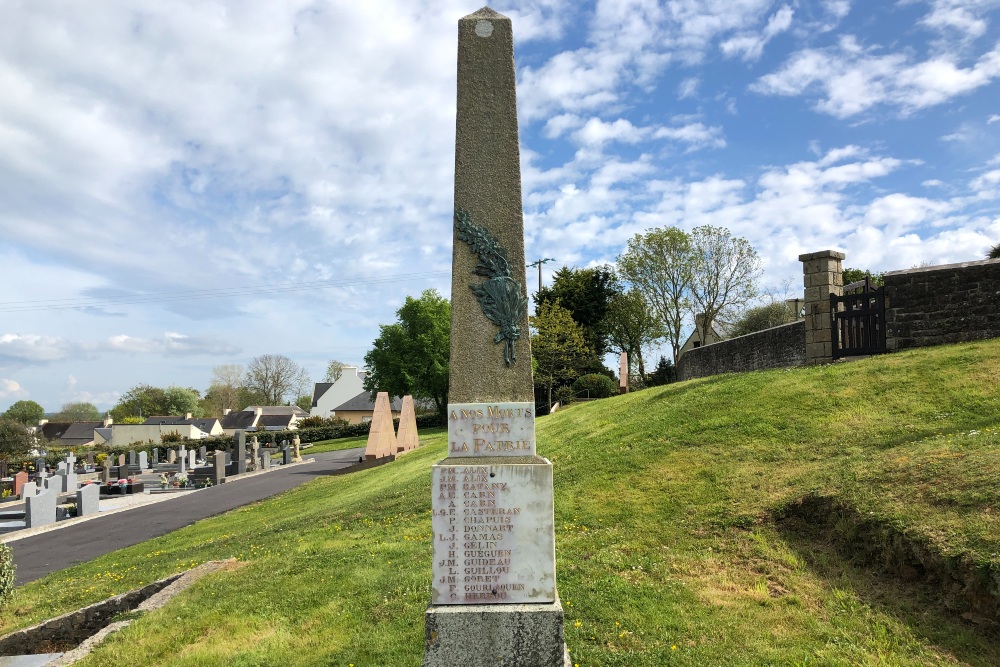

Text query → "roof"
[334,391,403,412]
[242,405,308,416]
[311,383,333,407]
[142,416,220,432]
[220,411,257,430]
[258,414,295,428]
[39,421,102,445]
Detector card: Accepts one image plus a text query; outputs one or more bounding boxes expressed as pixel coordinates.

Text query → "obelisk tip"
[461,6,507,21]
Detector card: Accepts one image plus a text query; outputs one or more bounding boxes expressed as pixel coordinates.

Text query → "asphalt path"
[9,447,366,584]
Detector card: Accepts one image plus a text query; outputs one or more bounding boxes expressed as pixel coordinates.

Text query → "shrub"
[160,431,183,443]
[553,386,575,407]
[730,302,796,338]
[571,373,618,399]
[0,544,15,604]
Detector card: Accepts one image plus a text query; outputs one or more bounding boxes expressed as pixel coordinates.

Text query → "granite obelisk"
[423,8,568,667]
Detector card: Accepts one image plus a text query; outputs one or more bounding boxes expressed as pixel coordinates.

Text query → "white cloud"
[652,122,727,149]
[106,332,241,356]
[678,77,699,99]
[0,334,76,363]
[721,5,794,62]
[923,179,945,186]
[753,35,1000,117]
[971,169,1000,196]
[0,379,28,400]
[918,0,995,39]
[987,114,1000,123]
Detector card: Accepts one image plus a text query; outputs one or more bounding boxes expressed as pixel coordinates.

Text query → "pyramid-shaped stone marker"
[396,395,419,453]
[364,392,397,460]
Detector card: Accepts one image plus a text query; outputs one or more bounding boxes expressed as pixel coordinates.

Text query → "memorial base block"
[423,598,570,667]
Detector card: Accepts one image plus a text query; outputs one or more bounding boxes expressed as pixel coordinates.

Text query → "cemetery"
[0,6,998,667]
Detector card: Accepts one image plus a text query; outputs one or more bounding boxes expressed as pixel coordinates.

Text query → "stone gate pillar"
[799,250,845,365]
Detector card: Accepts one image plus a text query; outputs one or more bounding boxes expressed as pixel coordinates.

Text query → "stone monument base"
[422,598,570,667]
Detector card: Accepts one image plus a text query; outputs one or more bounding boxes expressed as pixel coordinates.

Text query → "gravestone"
[152,447,160,464]
[26,489,56,528]
[282,446,291,466]
[178,452,186,474]
[261,452,271,470]
[292,435,301,462]
[188,450,197,469]
[77,483,99,517]
[199,445,207,461]
[100,464,111,484]
[58,469,77,493]
[13,471,28,498]
[56,462,67,474]
[20,481,37,499]
[249,438,260,472]
[117,453,126,467]
[423,9,567,667]
[213,451,226,485]
[116,464,129,481]
[86,451,95,467]
[138,451,149,470]
[236,431,247,474]
[168,448,177,464]
[364,392,397,460]
[128,450,137,466]
[34,457,46,475]
[396,395,419,453]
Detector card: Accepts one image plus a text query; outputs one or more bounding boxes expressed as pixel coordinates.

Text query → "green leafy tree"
[295,394,313,412]
[531,301,593,410]
[604,289,665,381]
[363,289,450,416]
[688,225,762,346]
[617,227,694,364]
[204,364,245,415]
[730,302,797,338]
[534,266,619,357]
[244,355,311,406]
[988,243,1000,259]
[109,384,168,421]
[2,400,45,426]
[52,402,102,421]
[164,386,204,417]
[842,267,885,287]
[0,418,31,462]
[646,355,676,386]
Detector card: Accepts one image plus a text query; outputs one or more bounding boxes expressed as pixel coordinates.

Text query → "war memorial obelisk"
[422,8,569,667]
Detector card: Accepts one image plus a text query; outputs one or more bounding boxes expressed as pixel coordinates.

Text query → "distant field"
[1,340,998,666]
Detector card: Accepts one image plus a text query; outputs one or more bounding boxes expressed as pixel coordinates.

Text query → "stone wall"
[677,321,806,381]
[884,258,1000,351]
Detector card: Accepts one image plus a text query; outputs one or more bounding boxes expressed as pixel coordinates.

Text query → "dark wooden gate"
[831,276,886,359]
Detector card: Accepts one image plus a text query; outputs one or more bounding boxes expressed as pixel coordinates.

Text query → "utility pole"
[526,257,556,295]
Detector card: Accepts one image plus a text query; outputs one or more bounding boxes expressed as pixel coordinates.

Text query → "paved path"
[8,447,365,585]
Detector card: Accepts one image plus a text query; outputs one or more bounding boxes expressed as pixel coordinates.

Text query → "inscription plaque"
[448,402,535,457]
[431,461,555,605]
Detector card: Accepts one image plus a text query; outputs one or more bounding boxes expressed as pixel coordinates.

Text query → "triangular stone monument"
[396,395,420,453]
[364,392,397,460]
[423,8,568,666]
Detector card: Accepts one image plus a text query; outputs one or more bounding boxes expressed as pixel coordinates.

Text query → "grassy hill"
[2,340,999,666]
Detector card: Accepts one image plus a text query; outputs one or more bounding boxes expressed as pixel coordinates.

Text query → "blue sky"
[1,0,998,412]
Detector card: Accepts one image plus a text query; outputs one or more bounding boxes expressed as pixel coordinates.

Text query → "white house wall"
[310,367,366,418]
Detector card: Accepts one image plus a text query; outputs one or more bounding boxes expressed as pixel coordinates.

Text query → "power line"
[0,270,451,314]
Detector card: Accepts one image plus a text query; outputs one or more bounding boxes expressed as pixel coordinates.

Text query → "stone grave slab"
[77,483,99,516]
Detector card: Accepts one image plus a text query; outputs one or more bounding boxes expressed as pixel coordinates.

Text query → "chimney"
[38,419,48,426]
[185,412,193,420]
[695,313,705,329]
[255,407,263,417]
[223,408,232,416]
[103,416,113,427]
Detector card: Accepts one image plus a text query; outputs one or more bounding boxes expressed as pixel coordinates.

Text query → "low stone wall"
[677,321,806,381]
[884,258,1000,351]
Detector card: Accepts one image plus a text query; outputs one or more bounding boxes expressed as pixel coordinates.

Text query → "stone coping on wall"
[885,257,1000,276]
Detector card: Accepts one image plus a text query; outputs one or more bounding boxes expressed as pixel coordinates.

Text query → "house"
[94,422,212,447]
[310,367,367,418]
[678,313,730,357]
[331,391,402,425]
[35,418,110,448]
[219,406,307,435]
[142,414,224,437]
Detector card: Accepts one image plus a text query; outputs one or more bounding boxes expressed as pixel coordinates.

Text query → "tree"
[295,394,313,412]
[205,364,245,415]
[325,360,348,383]
[646,355,676,386]
[2,400,45,426]
[109,384,169,421]
[729,302,797,338]
[52,402,102,421]
[617,227,694,364]
[164,386,203,417]
[604,289,665,381]
[688,225,762,346]
[989,243,1000,260]
[244,355,311,406]
[363,289,450,416]
[0,418,31,462]
[534,266,619,357]
[531,301,593,410]
[842,267,884,287]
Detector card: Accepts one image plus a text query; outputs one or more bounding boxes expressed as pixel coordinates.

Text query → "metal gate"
[831,276,886,359]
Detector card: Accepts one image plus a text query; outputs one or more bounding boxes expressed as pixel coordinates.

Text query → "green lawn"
[1,341,999,666]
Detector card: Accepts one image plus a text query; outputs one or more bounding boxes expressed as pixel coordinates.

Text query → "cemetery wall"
[884,258,1000,351]
[677,321,806,381]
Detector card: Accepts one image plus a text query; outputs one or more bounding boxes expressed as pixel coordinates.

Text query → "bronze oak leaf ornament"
[454,208,528,366]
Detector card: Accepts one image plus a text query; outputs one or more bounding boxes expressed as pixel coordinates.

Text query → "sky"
[1,0,998,413]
